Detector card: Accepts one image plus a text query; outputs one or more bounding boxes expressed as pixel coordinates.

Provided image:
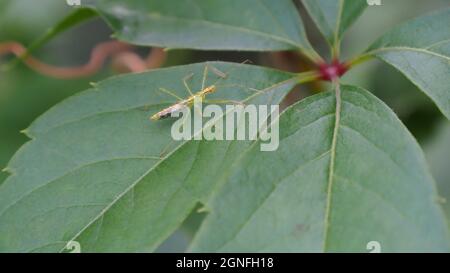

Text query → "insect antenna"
[206,59,252,88]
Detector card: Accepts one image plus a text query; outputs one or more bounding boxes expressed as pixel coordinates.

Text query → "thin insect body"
[150,62,248,121]
[150,85,217,121]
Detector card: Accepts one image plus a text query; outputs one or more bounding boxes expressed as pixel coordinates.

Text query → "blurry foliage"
[0,0,111,183]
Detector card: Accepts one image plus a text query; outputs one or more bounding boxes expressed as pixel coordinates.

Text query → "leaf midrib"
[322,82,341,252]
[366,46,450,60]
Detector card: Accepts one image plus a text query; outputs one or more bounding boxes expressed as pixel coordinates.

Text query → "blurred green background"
[1,0,449,251]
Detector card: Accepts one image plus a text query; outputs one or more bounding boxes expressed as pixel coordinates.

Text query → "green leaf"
[82,0,321,61]
[365,8,450,119]
[190,84,450,252]
[424,121,450,226]
[302,0,367,50]
[0,62,299,252]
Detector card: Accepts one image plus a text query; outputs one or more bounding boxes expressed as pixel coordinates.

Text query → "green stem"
[296,70,321,84]
[346,53,375,69]
[332,40,341,61]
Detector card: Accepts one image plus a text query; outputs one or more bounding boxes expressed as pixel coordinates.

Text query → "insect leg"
[215,83,261,93]
[157,87,184,101]
[201,64,209,91]
[183,73,195,97]
[208,64,228,79]
[204,99,245,106]
[209,59,252,87]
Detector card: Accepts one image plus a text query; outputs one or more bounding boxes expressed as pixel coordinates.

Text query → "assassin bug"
[150,62,250,121]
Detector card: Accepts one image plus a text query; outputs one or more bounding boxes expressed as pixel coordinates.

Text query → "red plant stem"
[111,48,167,73]
[0,41,167,78]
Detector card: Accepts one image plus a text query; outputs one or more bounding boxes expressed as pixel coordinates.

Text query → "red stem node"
[317,59,349,81]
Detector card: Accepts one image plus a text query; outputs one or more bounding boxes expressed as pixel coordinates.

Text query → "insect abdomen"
[150,103,186,121]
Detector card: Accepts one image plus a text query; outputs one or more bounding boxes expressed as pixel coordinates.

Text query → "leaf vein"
[217,149,331,251]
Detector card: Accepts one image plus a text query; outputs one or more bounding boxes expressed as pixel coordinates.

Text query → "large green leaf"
[365,8,450,119]
[302,0,367,50]
[81,0,321,61]
[0,62,299,252]
[190,85,450,252]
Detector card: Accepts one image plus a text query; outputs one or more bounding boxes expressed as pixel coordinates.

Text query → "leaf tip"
[20,128,32,138]
[197,206,210,213]
[2,166,12,174]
